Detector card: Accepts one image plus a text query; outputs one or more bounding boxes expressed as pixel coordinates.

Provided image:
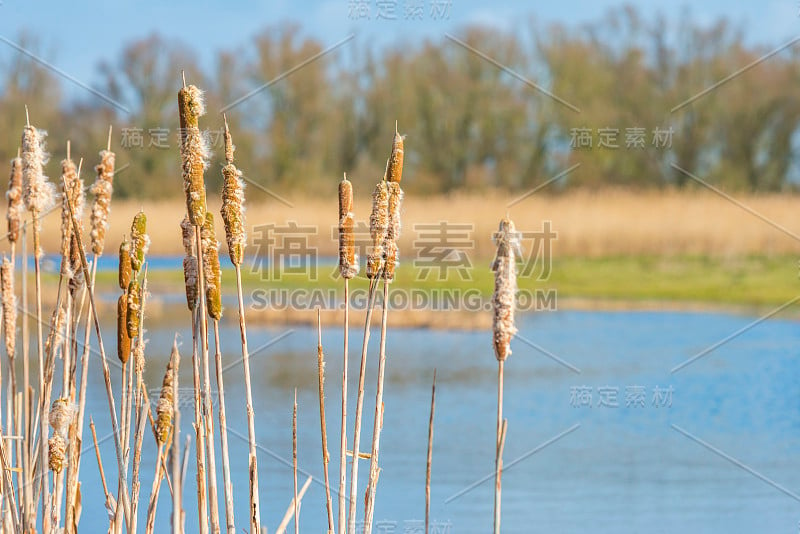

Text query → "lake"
[79,309,800,533]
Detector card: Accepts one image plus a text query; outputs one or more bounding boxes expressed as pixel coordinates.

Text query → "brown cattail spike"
[201,213,222,320]
[0,257,16,360]
[366,181,389,279]
[48,398,74,473]
[382,182,403,281]
[156,342,180,444]
[126,279,141,339]
[90,148,115,255]
[119,237,132,290]
[491,218,520,362]
[338,174,358,279]
[6,156,23,244]
[117,294,131,364]
[220,120,246,266]
[59,157,78,263]
[178,84,208,225]
[386,125,404,184]
[130,211,149,272]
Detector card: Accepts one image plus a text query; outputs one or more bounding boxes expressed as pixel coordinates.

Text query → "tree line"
[1,6,799,199]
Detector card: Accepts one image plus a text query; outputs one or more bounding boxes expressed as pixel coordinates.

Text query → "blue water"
[80,309,800,533]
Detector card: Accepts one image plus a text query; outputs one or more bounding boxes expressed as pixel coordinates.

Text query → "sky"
[1,0,799,104]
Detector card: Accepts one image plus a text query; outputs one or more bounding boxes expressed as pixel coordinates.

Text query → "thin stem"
[190,308,209,534]
[233,264,260,534]
[20,225,31,530]
[425,370,436,534]
[364,279,390,532]
[195,228,220,534]
[171,348,182,534]
[316,310,334,533]
[337,279,349,534]
[33,212,50,534]
[493,360,505,534]
[212,320,235,534]
[293,389,298,534]
[144,443,165,534]
[347,278,380,534]
[274,476,311,534]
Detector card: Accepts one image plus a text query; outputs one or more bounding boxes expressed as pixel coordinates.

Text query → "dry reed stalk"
[348,178,390,533]
[274,476,312,534]
[365,132,405,531]
[128,387,150,534]
[62,167,132,526]
[89,416,116,524]
[19,223,31,531]
[491,217,519,534]
[21,116,56,530]
[338,174,357,534]
[425,370,436,534]
[202,213,234,533]
[0,429,19,533]
[171,339,183,534]
[293,388,299,534]
[146,341,179,533]
[219,119,261,534]
[129,266,150,534]
[315,310,335,533]
[189,307,209,534]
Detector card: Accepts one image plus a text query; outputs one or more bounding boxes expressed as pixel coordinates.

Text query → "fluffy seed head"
[201,213,222,320]
[126,279,141,339]
[117,294,131,364]
[179,85,208,225]
[118,237,131,290]
[90,149,115,254]
[155,343,179,444]
[1,258,16,360]
[59,157,80,262]
[21,125,55,216]
[130,211,149,272]
[338,175,358,279]
[220,123,246,265]
[6,157,23,244]
[382,182,403,281]
[386,128,404,184]
[48,434,66,473]
[491,218,520,362]
[49,397,74,437]
[367,181,389,279]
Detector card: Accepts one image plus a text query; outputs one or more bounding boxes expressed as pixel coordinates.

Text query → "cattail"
[181,215,196,257]
[386,126,404,184]
[220,120,246,266]
[491,218,520,361]
[130,211,149,273]
[156,343,179,444]
[181,216,198,310]
[21,124,56,255]
[66,160,86,296]
[6,155,23,244]
[89,149,115,255]
[119,237,132,290]
[44,305,66,361]
[48,398,74,473]
[338,175,358,279]
[21,125,55,214]
[117,294,131,364]
[201,213,222,320]
[59,157,78,262]
[366,181,389,279]
[178,84,209,225]
[127,279,141,339]
[134,332,145,375]
[383,182,403,281]
[1,257,16,360]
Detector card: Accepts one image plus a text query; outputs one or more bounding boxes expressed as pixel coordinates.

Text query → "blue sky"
[1,0,798,101]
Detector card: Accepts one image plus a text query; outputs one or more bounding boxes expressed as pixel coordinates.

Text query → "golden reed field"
[21,189,800,259]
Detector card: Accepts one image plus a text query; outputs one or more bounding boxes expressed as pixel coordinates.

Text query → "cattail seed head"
[201,213,222,320]
[90,149,115,255]
[386,127,404,184]
[48,434,66,473]
[178,85,208,226]
[156,343,179,444]
[181,215,195,256]
[491,218,520,362]
[59,157,78,263]
[119,237,131,290]
[1,258,16,360]
[127,279,141,339]
[44,306,66,361]
[130,211,149,273]
[117,294,131,364]
[382,182,403,281]
[21,124,55,216]
[220,123,246,265]
[183,256,198,311]
[6,156,23,244]
[338,175,358,279]
[367,181,389,279]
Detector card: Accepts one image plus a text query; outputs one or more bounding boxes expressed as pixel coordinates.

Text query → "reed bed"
[0,78,537,534]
